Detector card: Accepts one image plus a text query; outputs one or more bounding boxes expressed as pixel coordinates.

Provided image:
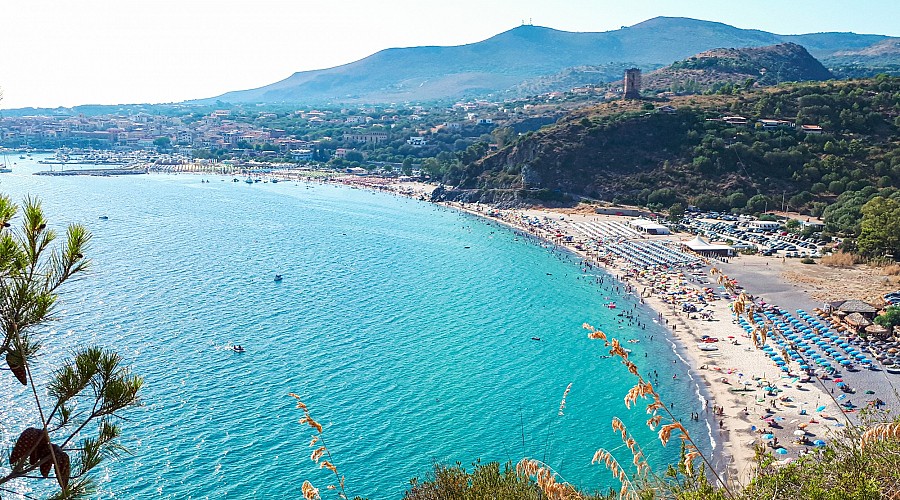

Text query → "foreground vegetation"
[0,196,142,499]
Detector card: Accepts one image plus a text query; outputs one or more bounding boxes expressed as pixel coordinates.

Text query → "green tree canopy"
[857,196,900,257]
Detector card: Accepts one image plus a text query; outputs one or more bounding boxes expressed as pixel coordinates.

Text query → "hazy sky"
[1,0,897,109]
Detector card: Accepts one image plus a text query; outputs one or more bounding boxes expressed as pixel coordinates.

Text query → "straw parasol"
[845,312,871,328]
[865,324,889,339]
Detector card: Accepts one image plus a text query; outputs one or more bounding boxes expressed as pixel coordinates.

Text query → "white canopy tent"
[682,236,734,256]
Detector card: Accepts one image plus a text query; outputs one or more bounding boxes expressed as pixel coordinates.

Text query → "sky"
[1,0,897,110]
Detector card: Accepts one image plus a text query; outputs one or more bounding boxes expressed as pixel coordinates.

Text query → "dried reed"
[516,458,581,499]
[290,394,348,500]
[583,323,735,498]
[559,383,573,416]
[861,422,900,451]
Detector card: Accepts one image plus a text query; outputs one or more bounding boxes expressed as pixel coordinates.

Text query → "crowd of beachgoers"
[435,201,900,483]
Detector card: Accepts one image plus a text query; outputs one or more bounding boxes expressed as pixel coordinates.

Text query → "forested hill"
[643,43,833,93]
[434,77,900,236]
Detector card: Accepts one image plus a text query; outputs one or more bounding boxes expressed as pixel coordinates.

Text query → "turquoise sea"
[0,155,716,498]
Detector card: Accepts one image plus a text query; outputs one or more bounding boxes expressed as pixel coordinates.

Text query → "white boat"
[697,343,719,351]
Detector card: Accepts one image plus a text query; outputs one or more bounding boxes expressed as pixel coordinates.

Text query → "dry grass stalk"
[302,480,321,500]
[516,458,582,499]
[861,423,900,451]
[559,383,573,416]
[884,264,900,276]
[290,393,349,499]
[583,323,736,498]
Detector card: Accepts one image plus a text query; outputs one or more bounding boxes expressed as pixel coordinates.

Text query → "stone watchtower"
[623,68,642,99]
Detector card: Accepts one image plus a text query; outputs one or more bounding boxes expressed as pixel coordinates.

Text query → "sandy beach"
[429,200,897,487]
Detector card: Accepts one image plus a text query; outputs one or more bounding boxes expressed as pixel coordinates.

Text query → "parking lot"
[676,212,830,259]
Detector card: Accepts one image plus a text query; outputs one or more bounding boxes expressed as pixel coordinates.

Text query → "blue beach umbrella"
[775,448,788,455]
[814,440,826,447]
[763,433,774,440]
[816,405,826,412]
[840,360,851,366]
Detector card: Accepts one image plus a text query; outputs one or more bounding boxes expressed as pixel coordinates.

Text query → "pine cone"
[6,351,27,385]
[9,427,43,465]
[51,444,71,490]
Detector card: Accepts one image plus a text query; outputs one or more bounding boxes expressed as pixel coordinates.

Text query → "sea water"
[0,155,712,498]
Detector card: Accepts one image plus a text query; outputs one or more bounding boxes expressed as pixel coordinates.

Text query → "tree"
[668,202,685,221]
[401,158,414,176]
[746,194,772,214]
[874,306,900,332]
[153,136,171,151]
[0,196,142,498]
[344,151,364,163]
[857,196,900,257]
[490,127,516,149]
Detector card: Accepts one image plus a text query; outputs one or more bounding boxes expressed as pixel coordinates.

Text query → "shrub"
[820,251,863,268]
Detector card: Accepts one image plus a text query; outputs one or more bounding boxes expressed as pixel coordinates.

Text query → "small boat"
[245,178,253,184]
[232,345,245,353]
[607,303,617,309]
[99,215,109,220]
[274,274,283,282]
[271,179,279,183]
[697,343,719,351]
[531,337,541,341]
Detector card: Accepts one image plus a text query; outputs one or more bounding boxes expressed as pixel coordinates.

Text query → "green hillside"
[644,43,833,92]
[433,77,900,237]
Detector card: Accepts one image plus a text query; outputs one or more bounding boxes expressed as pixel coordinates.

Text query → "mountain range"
[209,17,897,105]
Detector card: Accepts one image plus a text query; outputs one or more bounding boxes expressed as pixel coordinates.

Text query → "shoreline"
[146,170,879,486]
[441,202,735,479]
[434,201,865,486]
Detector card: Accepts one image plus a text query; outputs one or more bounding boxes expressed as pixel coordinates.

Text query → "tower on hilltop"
[623,68,642,99]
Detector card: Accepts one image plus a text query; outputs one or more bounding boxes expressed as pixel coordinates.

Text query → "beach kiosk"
[629,218,671,235]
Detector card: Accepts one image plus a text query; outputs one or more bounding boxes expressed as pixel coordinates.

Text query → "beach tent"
[681,236,734,257]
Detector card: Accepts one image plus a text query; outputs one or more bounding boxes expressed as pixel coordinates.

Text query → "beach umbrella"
[775,448,788,455]
[836,382,845,387]
[793,430,806,436]
[763,433,774,440]
[840,360,851,366]
[813,440,826,447]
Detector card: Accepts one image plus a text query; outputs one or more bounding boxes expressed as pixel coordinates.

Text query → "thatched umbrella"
[845,312,871,328]
[865,324,889,339]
